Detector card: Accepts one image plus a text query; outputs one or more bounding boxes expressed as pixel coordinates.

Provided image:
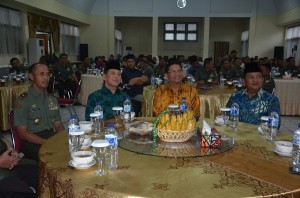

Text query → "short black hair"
[165,58,182,73]
[125,54,135,61]
[28,63,49,74]
[221,59,229,65]
[189,55,198,63]
[261,63,271,71]
[59,53,68,58]
[10,57,19,65]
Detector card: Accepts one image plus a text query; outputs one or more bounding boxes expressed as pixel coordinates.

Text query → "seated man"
[219,59,232,79]
[261,63,275,94]
[226,62,280,125]
[52,54,78,98]
[227,57,244,80]
[0,135,37,198]
[121,54,148,116]
[195,58,218,86]
[14,63,65,161]
[153,59,200,119]
[9,57,26,74]
[85,60,129,120]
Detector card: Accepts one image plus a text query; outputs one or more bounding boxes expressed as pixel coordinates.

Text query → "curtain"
[241,31,249,57]
[60,23,80,56]
[285,26,300,65]
[214,42,229,61]
[27,13,60,52]
[0,7,23,55]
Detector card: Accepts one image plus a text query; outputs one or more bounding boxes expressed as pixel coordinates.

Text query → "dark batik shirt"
[226,89,281,125]
[85,86,129,121]
[121,67,145,98]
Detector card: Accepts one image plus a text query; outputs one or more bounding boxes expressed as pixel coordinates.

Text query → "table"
[142,85,233,119]
[0,83,30,131]
[38,118,300,198]
[79,74,103,105]
[274,78,300,115]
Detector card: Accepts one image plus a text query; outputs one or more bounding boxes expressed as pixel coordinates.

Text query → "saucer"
[69,159,96,170]
[273,148,292,157]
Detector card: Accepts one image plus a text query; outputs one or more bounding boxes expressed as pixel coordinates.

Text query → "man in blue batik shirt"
[226,61,281,125]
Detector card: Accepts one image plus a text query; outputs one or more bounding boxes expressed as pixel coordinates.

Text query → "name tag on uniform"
[49,103,58,110]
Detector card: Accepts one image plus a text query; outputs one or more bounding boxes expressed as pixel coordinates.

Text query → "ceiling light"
[177,0,187,8]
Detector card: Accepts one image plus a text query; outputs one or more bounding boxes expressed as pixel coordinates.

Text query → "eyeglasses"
[168,69,183,76]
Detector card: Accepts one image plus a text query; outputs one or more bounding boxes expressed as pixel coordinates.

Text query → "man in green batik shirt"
[14,63,65,161]
[85,60,129,121]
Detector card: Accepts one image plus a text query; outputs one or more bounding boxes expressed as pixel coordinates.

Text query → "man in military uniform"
[195,58,218,86]
[52,53,78,98]
[261,63,275,94]
[14,63,65,161]
[9,57,26,74]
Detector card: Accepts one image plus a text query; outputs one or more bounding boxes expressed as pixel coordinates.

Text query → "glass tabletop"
[119,132,235,158]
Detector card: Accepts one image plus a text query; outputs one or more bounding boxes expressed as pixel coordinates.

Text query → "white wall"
[209,18,249,58]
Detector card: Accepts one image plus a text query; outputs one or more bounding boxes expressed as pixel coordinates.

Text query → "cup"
[90,112,101,136]
[0,79,5,87]
[69,130,84,153]
[220,107,231,126]
[260,116,269,138]
[91,140,109,176]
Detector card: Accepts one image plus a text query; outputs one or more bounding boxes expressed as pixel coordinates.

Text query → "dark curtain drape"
[214,41,229,61]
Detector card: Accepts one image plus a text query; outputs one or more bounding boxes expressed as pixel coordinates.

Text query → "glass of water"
[112,106,123,128]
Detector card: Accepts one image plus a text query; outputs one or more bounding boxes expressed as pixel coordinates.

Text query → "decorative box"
[200,133,221,148]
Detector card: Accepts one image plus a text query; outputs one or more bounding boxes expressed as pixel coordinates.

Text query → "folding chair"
[8,110,22,152]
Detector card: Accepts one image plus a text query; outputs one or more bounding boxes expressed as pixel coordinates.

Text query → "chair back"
[8,110,22,152]
[72,80,82,105]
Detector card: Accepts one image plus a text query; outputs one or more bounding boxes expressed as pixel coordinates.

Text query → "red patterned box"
[200,133,221,148]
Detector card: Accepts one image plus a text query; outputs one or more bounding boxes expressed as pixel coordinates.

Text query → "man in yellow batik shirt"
[153,59,200,118]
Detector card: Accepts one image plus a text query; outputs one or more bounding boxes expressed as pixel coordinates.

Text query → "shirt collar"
[103,85,120,95]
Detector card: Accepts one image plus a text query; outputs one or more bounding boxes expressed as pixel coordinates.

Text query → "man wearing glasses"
[14,63,65,161]
[153,59,200,118]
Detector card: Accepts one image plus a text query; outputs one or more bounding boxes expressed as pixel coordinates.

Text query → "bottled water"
[230,103,239,129]
[8,74,13,86]
[94,102,104,135]
[266,111,279,142]
[291,124,300,172]
[151,75,156,89]
[219,73,225,87]
[68,115,80,133]
[180,97,188,111]
[123,97,132,136]
[105,123,118,170]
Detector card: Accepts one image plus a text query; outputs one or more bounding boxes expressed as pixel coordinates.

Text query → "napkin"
[202,120,212,135]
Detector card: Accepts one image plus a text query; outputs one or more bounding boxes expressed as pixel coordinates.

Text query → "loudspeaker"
[274,46,284,60]
[80,44,88,61]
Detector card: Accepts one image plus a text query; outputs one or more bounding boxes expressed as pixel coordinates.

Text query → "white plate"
[69,159,96,170]
[273,148,292,157]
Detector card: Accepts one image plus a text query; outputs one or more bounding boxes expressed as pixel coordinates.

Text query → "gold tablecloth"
[38,119,300,198]
[142,85,233,119]
[79,74,103,105]
[274,78,300,115]
[0,84,30,131]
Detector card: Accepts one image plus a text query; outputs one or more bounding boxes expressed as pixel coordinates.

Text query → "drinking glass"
[90,112,101,136]
[69,131,84,153]
[260,116,269,139]
[91,140,109,176]
[220,107,231,126]
[112,106,123,128]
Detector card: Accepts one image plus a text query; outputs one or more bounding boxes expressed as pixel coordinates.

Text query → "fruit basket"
[153,106,197,143]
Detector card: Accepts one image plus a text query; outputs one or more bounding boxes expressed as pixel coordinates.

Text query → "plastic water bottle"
[230,103,239,129]
[291,124,300,172]
[151,75,156,89]
[180,97,188,111]
[105,123,118,170]
[266,111,279,142]
[94,102,104,135]
[68,115,80,133]
[123,97,132,136]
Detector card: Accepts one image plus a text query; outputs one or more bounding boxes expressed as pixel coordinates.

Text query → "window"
[285,25,300,63]
[164,22,198,42]
[60,23,80,56]
[0,6,23,55]
[241,30,249,57]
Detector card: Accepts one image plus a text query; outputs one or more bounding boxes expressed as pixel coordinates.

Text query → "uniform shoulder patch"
[18,92,28,99]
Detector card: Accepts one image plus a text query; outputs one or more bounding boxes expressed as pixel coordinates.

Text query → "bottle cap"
[91,140,109,148]
[108,123,114,128]
[260,116,269,121]
[96,102,101,106]
[70,115,77,119]
[69,130,84,135]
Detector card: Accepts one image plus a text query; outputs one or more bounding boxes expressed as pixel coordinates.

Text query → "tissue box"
[201,133,221,148]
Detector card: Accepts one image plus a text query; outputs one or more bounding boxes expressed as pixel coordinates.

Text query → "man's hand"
[0,148,20,169]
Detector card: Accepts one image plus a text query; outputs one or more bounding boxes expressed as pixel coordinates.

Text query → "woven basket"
[157,128,196,142]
